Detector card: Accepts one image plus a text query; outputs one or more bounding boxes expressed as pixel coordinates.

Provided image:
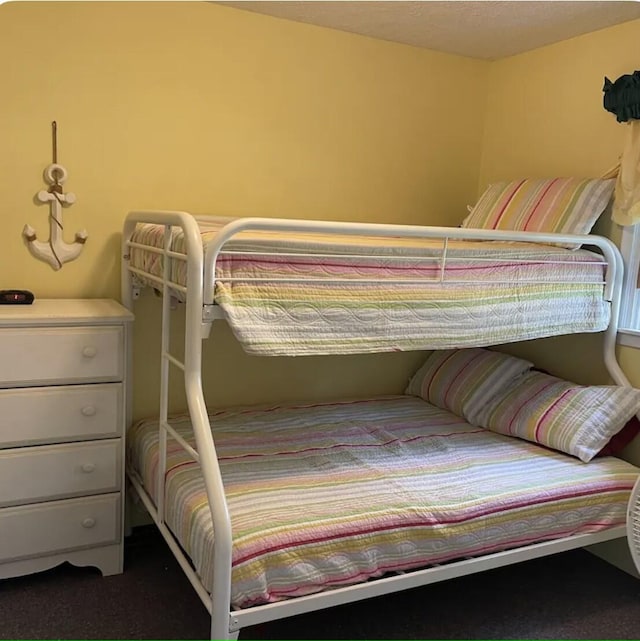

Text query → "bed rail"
[121,210,632,639]
[200,216,620,299]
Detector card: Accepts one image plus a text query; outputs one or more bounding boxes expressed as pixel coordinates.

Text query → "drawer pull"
[81,463,96,473]
[81,405,97,417]
[81,517,96,529]
[82,346,97,358]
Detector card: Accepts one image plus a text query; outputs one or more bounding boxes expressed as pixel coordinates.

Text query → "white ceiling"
[218,1,640,60]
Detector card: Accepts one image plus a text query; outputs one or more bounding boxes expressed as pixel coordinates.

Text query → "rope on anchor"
[48,190,64,270]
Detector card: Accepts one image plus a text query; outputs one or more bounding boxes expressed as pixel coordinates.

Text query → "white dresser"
[0,299,133,579]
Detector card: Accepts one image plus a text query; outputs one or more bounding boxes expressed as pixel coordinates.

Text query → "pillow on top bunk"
[472,370,640,462]
[461,177,615,248]
[405,348,533,423]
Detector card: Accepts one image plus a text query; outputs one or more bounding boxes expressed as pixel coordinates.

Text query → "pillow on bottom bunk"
[473,370,640,462]
[405,347,533,424]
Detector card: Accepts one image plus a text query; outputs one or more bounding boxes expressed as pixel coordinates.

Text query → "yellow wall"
[0,2,489,419]
[479,20,640,186]
[478,19,640,384]
[3,2,639,428]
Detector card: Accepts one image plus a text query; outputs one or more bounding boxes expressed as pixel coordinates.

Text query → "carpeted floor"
[1,526,640,640]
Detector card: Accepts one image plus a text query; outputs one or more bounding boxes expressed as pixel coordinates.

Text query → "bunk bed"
[121,211,640,640]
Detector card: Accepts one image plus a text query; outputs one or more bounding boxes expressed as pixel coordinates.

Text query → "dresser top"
[0,299,134,326]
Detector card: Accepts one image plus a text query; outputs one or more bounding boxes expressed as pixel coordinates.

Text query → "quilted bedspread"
[129,221,610,355]
[127,396,638,609]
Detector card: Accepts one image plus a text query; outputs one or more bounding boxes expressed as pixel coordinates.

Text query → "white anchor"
[22,122,88,270]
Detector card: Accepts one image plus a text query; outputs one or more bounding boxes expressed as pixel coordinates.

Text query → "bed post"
[594,235,633,388]
[180,217,235,641]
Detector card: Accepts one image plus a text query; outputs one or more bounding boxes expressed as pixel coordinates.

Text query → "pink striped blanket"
[127,396,638,608]
[129,221,610,355]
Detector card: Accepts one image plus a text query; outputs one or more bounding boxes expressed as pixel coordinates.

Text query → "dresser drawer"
[0,326,124,387]
[0,383,122,448]
[0,440,121,507]
[0,494,120,563]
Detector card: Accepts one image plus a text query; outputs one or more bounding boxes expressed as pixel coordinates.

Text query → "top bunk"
[121,210,624,357]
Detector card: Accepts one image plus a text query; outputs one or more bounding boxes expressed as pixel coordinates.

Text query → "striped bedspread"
[127,396,638,609]
[129,221,610,356]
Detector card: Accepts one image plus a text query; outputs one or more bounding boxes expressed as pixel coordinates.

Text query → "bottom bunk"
[127,394,640,616]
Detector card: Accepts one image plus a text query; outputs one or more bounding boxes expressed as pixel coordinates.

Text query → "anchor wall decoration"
[23,121,88,270]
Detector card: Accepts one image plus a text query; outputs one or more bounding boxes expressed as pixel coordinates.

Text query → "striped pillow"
[474,370,640,462]
[462,178,615,248]
[405,348,533,422]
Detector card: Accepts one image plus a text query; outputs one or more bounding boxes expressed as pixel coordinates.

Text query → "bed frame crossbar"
[121,210,634,640]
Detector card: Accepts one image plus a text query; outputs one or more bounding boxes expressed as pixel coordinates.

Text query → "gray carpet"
[1,526,640,640]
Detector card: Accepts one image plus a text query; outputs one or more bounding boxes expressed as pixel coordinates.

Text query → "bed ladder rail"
[123,211,234,639]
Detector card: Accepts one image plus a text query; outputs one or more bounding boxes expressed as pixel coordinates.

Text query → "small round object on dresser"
[81,517,96,529]
[81,463,95,474]
[81,405,97,417]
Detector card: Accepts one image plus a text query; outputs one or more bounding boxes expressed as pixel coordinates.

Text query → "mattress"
[128,220,610,356]
[127,395,638,609]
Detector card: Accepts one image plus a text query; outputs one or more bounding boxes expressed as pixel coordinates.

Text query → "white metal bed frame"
[121,211,634,640]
